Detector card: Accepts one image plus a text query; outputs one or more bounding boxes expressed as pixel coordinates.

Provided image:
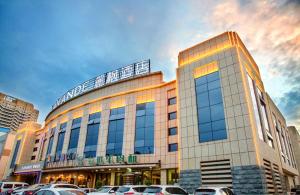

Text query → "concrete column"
[160,169,167,185]
[77,108,89,157]
[123,94,136,156]
[110,171,115,186]
[61,113,73,154]
[98,100,110,156]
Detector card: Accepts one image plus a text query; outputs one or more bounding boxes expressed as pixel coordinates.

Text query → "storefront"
[41,154,162,187]
[13,162,44,184]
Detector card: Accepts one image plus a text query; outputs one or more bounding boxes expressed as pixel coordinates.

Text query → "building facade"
[0,93,39,131]
[0,128,16,179]
[3,32,299,194]
[3,121,44,184]
[288,126,300,184]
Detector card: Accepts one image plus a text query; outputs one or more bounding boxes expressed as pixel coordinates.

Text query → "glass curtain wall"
[55,122,67,161]
[195,71,227,142]
[134,102,155,154]
[106,107,125,156]
[67,118,82,155]
[84,112,101,158]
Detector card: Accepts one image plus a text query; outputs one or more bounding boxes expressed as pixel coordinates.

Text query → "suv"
[12,184,47,195]
[116,185,147,195]
[194,187,234,195]
[0,182,29,194]
[143,185,188,195]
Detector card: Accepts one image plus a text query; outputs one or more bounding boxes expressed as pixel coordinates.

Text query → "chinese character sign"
[94,74,106,88]
[135,60,150,75]
[120,64,134,79]
[106,69,119,84]
[52,60,150,110]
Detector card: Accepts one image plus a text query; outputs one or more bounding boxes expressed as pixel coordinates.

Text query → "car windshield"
[117,187,130,193]
[58,190,85,195]
[97,187,111,193]
[143,187,162,193]
[195,189,216,195]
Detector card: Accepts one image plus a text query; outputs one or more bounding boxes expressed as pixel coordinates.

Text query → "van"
[0,182,29,194]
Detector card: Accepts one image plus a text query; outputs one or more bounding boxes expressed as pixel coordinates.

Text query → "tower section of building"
[176,31,298,193]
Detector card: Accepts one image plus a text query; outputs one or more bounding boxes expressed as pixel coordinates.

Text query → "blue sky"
[0,0,299,129]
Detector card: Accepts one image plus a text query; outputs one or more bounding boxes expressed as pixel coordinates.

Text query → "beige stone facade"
[3,121,44,183]
[2,31,299,194]
[288,126,300,184]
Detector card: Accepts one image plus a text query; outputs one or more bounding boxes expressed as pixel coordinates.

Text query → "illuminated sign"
[45,154,137,169]
[14,162,43,173]
[52,59,151,110]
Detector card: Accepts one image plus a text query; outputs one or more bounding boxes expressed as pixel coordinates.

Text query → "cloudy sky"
[0,0,299,129]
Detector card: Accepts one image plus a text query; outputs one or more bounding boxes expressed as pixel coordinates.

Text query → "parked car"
[194,187,234,195]
[34,188,86,195]
[0,182,29,194]
[116,185,147,195]
[143,185,188,195]
[41,184,80,190]
[12,184,47,195]
[88,186,119,195]
[81,188,96,194]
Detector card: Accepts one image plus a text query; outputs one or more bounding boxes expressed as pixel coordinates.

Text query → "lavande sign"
[52,59,150,110]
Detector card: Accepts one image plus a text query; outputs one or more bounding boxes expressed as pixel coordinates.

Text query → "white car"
[12,184,46,195]
[0,182,29,194]
[35,188,86,195]
[116,185,147,195]
[88,186,119,195]
[143,185,188,195]
[41,184,80,190]
[194,187,234,195]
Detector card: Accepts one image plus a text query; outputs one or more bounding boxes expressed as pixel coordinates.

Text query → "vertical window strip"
[67,118,82,154]
[106,107,125,156]
[247,74,264,141]
[46,136,54,156]
[84,112,101,158]
[195,71,227,142]
[10,140,21,168]
[134,102,155,154]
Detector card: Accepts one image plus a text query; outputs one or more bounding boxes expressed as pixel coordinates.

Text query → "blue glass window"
[10,140,21,168]
[67,118,81,154]
[106,107,125,156]
[168,143,178,152]
[55,132,65,161]
[168,112,177,120]
[168,97,177,105]
[84,112,101,158]
[134,102,155,154]
[168,127,177,136]
[46,136,54,156]
[54,122,67,161]
[195,71,227,142]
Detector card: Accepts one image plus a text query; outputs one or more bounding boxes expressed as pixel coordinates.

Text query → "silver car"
[116,185,147,195]
[88,186,119,195]
[143,185,188,195]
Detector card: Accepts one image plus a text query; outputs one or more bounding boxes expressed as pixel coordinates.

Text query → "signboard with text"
[45,154,138,169]
[14,161,43,173]
[52,59,151,110]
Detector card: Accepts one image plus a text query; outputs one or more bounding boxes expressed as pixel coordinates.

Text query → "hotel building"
[0,92,39,131]
[3,32,299,194]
